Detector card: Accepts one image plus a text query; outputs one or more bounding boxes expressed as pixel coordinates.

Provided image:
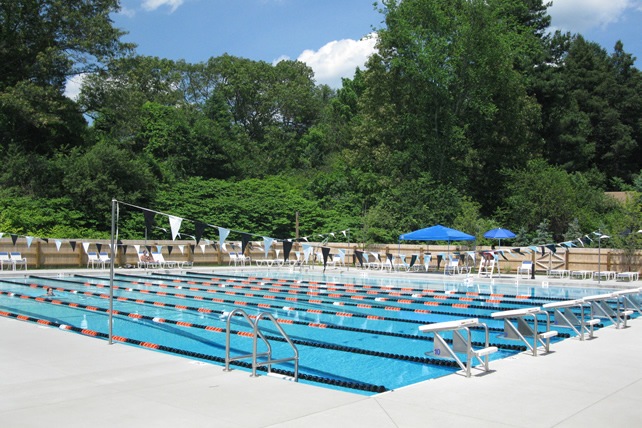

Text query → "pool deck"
[2,267,642,427]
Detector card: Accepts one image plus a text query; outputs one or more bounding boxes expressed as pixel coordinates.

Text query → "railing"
[224,308,299,381]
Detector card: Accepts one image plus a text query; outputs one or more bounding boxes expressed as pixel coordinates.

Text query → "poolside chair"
[1,252,15,271]
[10,252,27,270]
[137,251,159,269]
[87,252,104,269]
[477,256,496,278]
[444,258,460,275]
[99,252,112,267]
[152,252,177,269]
[517,261,533,279]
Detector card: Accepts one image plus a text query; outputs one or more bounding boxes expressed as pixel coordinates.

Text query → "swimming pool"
[0,270,631,395]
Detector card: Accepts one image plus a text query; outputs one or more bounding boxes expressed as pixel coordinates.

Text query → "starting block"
[491,307,558,356]
[584,293,633,329]
[419,318,497,378]
[542,299,600,340]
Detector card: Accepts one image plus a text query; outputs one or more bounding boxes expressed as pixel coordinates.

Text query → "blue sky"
[67,0,642,96]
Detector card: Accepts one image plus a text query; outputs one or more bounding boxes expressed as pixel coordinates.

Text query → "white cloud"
[142,0,186,13]
[118,6,136,18]
[293,34,377,88]
[548,0,642,32]
[64,74,87,101]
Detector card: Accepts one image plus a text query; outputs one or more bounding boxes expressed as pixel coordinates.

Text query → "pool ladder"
[224,308,299,381]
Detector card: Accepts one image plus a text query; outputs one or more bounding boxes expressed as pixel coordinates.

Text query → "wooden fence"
[1,238,640,274]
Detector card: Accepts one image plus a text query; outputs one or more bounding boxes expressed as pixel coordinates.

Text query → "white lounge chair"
[10,252,27,270]
[517,261,532,279]
[1,252,15,271]
[99,252,112,267]
[444,258,460,275]
[152,252,176,268]
[87,252,104,269]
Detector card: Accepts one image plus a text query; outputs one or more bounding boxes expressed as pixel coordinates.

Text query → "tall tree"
[348,0,543,214]
[0,0,133,157]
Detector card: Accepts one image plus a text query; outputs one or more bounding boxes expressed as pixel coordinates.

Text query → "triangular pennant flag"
[96,243,102,253]
[263,237,274,259]
[218,227,230,249]
[178,245,185,254]
[541,246,546,256]
[189,244,195,254]
[302,244,313,262]
[195,221,207,245]
[82,242,90,253]
[146,245,152,253]
[143,210,156,236]
[11,234,18,245]
[499,251,508,261]
[0,233,3,239]
[240,233,251,256]
[167,245,173,256]
[156,245,163,253]
[321,247,331,269]
[409,254,417,268]
[283,240,293,262]
[70,241,76,252]
[200,244,206,254]
[55,240,62,251]
[41,238,48,243]
[546,244,556,254]
[342,230,347,237]
[355,250,364,266]
[134,244,140,254]
[26,236,34,248]
[121,245,128,255]
[169,216,182,241]
[338,249,346,264]
[512,248,523,255]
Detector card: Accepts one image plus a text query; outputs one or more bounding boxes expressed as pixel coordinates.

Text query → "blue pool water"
[0,270,629,395]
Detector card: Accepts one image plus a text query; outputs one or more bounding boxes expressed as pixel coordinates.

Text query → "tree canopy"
[1,0,641,248]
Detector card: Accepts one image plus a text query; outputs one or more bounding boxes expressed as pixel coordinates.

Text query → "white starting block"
[419,318,497,378]
[542,299,600,341]
[584,293,634,329]
[491,307,558,356]
[614,288,642,316]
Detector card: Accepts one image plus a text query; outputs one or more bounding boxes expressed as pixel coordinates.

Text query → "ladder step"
[586,319,601,326]
[622,310,634,317]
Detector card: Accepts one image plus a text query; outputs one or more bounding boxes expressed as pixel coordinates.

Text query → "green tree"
[1,0,132,155]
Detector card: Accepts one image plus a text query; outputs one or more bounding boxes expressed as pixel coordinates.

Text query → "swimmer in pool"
[42,287,55,297]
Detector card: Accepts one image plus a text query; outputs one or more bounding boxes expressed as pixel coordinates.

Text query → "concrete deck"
[2,267,641,427]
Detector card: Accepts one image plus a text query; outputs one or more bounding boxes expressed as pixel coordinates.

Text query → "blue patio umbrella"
[483,228,516,247]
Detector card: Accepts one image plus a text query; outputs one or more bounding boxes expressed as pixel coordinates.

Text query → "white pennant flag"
[0,233,3,239]
[82,242,90,253]
[263,237,274,259]
[26,236,34,248]
[55,239,62,251]
[200,244,207,254]
[342,230,346,237]
[178,245,185,254]
[302,244,313,263]
[168,215,182,241]
[218,227,230,250]
[134,244,140,254]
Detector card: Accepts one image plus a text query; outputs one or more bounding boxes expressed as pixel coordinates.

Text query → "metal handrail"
[223,309,271,373]
[223,308,299,382]
[253,312,299,381]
